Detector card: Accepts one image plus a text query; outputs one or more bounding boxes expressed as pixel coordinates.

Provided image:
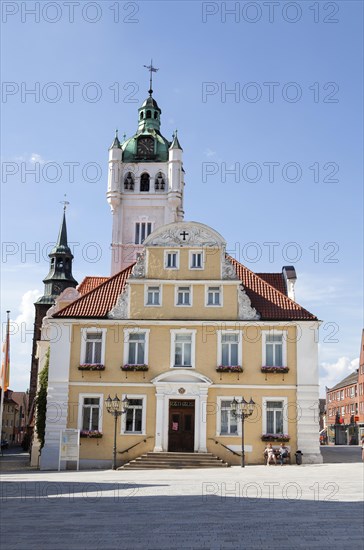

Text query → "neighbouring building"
[35,79,322,470]
[1,390,18,444]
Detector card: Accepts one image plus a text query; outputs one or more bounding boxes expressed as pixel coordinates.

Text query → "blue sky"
[1,1,363,394]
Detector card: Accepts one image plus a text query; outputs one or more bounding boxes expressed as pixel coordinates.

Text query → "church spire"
[109,129,121,150]
[37,204,78,304]
[170,129,183,151]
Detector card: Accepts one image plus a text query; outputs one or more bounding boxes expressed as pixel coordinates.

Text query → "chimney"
[282,266,297,301]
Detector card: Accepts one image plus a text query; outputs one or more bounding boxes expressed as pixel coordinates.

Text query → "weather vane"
[143,59,159,96]
[60,194,69,211]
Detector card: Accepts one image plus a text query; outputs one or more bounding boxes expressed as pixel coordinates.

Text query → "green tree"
[35,349,49,449]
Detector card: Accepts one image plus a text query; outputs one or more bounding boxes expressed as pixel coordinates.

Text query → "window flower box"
[261,433,290,442]
[80,430,103,439]
[78,364,105,371]
[121,364,149,372]
[261,366,289,374]
[216,366,243,373]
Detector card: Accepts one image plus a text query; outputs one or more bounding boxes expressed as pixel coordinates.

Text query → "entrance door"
[168,400,195,452]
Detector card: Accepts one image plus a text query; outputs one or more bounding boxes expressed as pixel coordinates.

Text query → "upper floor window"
[207,286,221,306]
[190,251,203,269]
[221,333,239,366]
[176,286,191,306]
[165,251,179,269]
[124,172,134,191]
[140,173,150,192]
[80,328,106,366]
[146,286,160,306]
[135,222,152,244]
[173,333,193,368]
[263,332,285,367]
[155,172,165,191]
[127,333,146,365]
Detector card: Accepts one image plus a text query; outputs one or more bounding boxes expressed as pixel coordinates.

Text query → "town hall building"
[36,76,322,469]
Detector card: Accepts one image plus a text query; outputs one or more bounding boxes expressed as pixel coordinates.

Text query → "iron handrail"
[118,436,154,454]
[208,438,241,457]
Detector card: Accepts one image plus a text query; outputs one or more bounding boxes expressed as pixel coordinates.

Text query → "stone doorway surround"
[151,370,212,453]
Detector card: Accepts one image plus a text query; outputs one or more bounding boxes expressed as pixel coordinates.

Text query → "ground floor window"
[220,400,238,435]
[123,397,145,434]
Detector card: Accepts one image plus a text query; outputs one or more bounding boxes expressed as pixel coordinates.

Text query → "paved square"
[1,462,363,549]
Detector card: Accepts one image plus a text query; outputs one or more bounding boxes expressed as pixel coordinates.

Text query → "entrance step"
[120,452,230,470]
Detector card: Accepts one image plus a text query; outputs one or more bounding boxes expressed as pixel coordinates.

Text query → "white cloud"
[30,153,46,164]
[319,356,359,397]
[204,148,216,158]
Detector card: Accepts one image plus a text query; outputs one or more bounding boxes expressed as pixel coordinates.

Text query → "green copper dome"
[120,94,171,163]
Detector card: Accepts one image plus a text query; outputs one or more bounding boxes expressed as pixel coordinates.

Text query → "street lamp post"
[231,397,255,468]
[105,394,129,470]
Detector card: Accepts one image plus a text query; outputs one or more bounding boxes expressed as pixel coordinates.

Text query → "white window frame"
[78,393,104,433]
[217,330,242,367]
[205,285,223,307]
[189,250,204,270]
[144,285,162,307]
[80,327,107,365]
[262,397,288,435]
[262,330,287,367]
[123,328,150,366]
[170,329,196,369]
[175,285,193,307]
[216,396,241,437]
[164,250,180,270]
[121,394,147,435]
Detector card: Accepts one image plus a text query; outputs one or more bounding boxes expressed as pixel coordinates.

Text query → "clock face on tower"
[137,137,154,158]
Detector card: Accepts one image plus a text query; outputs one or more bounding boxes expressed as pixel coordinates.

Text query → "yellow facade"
[60,223,303,467]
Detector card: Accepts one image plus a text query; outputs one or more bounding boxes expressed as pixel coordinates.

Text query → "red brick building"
[358,330,364,440]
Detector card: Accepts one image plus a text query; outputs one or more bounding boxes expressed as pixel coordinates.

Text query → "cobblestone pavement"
[1,461,363,550]
[320,445,362,463]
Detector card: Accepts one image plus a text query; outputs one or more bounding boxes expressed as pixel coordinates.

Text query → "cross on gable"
[180,231,189,241]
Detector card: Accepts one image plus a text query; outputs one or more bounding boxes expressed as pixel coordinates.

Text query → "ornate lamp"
[105,394,129,470]
[231,396,256,468]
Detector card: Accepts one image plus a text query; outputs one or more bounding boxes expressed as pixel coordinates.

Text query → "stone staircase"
[119,452,230,470]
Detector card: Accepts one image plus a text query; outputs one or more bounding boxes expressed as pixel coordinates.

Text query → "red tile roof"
[256,273,287,295]
[228,256,317,321]
[55,264,134,318]
[78,276,109,295]
[55,258,317,321]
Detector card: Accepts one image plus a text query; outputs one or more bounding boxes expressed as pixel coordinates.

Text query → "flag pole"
[0,311,10,449]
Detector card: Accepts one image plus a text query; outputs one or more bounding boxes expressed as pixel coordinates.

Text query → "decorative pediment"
[143,221,226,248]
[130,253,145,278]
[151,369,212,385]
[108,285,130,319]
[238,286,260,320]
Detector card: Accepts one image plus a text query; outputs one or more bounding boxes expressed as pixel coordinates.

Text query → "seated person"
[264,443,277,465]
[279,443,289,465]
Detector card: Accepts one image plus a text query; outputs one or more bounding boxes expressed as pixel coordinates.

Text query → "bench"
[263,446,291,465]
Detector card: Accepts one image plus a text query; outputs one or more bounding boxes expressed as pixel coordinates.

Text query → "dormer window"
[140,173,150,192]
[155,172,165,191]
[124,172,134,191]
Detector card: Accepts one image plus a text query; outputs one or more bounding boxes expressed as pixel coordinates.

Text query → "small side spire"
[170,129,183,151]
[109,128,121,149]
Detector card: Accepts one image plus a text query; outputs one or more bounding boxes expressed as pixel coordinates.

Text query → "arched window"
[140,173,150,192]
[154,112,158,119]
[146,110,152,119]
[124,172,134,191]
[140,112,144,120]
[155,172,166,191]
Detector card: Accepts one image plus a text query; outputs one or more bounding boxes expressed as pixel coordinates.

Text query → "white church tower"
[107,66,185,274]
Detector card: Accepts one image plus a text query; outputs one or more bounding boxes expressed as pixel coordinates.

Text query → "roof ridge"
[226,254,317,318]
[54,263,135,317]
